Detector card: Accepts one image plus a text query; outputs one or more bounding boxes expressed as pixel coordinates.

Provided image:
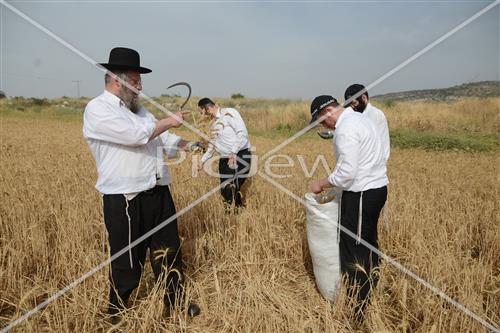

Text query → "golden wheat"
[178,97,500,134]
[0,100,499,332]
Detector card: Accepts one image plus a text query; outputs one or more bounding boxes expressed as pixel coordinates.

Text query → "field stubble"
[0,101,499,332]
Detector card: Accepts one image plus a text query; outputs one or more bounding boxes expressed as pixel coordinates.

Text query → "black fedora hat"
[99,47,152,74]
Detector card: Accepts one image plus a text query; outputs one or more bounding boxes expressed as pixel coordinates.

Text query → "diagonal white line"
[257,171,500,333]
[0,174,244,333]
[1,0,497,331]
[0,0,248,330]
[0,0,250,172]
[0,0,196,130]
[260,0,500,161]
[255,3,500,328]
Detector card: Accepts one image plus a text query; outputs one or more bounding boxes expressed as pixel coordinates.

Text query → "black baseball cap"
[344,84,368,106]
[310,95,338,124]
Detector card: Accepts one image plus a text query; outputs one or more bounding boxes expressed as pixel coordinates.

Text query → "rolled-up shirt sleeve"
[200,142,216,164]
[83,101,155,146]
[328,130,360,189]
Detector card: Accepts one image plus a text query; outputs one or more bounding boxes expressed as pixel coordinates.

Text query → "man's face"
[118,71,142,113]
[349,94,368,112]
[199,104,216,116]
[318,106,340,129]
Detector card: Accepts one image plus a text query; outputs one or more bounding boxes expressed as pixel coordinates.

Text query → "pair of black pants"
[102,185,183,314]
[339,186,387,316]
[218,148,252,207]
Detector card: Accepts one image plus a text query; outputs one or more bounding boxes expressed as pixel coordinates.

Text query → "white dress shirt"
[364,103,390,161]
[83,90,181,195]
[328,108,388,192]
[201,107,251,163]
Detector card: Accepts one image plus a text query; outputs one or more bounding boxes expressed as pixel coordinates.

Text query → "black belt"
[238,148,251,154]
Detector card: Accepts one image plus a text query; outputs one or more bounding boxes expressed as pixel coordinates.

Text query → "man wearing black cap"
[344,84,390,162]
[309,95,388,321]
[197,97,252,211]
[83,47,200,321]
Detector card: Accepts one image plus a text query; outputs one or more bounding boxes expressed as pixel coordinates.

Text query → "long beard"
[119,88,141,113]
[353,100,367,113]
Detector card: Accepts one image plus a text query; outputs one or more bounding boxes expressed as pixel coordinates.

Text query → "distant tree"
[31,98,48,106]
[0,90,6,99]
[231,93,245,99]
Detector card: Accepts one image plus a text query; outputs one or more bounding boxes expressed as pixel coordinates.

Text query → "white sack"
[305,192,341,301]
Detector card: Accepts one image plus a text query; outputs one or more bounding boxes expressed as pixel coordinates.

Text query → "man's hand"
[311,180,323,194]
[167,110,190,128]
[310,178,332,194]
[149,110,190,141]
[197,160,204,171]
[189,141,207,152]
[228,153,237,169]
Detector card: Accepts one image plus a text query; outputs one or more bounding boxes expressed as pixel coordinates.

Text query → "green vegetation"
[231,93,245,99]
[390,129,499,152]
[248,127,499,152]
[373,80,500,103]
[0,98,85,121]
[1,96,498,152]
[383,100,396,108]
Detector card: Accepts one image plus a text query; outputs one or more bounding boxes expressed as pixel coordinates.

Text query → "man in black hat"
[309,95,388,321]
[83,47,200,321]
[344,84,390,162]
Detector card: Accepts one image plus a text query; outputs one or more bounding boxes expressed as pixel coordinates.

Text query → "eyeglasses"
[125,77,142,87]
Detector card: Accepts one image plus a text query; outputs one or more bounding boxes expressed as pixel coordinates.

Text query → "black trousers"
[339,186,387,316]
[102,185,183,315]
[218,148,252,207]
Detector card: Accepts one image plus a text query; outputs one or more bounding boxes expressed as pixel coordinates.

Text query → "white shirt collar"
[103,89,125,107]
[215,107,222,119]
[335,107,354,129]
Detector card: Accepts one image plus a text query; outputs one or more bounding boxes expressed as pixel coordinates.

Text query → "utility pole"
[72,80,81,98]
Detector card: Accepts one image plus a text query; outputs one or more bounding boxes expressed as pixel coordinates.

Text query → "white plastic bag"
[305,192,341,301]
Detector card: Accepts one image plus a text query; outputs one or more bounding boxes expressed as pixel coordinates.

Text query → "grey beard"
[119,90,141,113]
[128,98,141,114]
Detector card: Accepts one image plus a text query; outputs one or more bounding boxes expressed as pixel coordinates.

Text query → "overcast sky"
[1,1,498,99]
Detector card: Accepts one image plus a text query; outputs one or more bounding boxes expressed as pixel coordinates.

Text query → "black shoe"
[187,303,201,317]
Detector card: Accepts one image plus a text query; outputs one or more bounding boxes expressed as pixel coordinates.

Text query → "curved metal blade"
[166,81,192,110]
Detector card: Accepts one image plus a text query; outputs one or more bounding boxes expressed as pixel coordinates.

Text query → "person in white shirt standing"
[197,98,252,211]
[309,95,388,322]
[83,47,200,321]
[344,84,390,162]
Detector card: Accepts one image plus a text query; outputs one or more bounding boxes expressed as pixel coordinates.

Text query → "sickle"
[166,82,192,110]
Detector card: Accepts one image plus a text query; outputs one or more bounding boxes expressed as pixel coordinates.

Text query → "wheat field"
[0,98,499,332]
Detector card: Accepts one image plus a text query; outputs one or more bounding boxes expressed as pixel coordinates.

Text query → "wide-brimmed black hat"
[344,84,367,106]
[99,47,152,74]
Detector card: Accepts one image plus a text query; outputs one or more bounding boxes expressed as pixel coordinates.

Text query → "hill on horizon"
[1,81,499,103]
[372,81,500,103]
